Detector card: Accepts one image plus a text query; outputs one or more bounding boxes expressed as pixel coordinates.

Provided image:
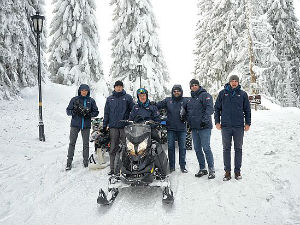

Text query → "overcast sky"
[45,0,300,89]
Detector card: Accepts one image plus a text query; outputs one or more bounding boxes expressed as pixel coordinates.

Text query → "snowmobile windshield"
[124,124,151,144]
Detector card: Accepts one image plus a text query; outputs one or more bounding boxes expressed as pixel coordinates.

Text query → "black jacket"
[66,84,99,129]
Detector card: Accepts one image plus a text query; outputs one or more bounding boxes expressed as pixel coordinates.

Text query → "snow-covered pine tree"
[48,0,106,91]
[194,0,250,95]
[0,0,47,100]
[245,0,279,97]
[267,0,300,107]
[109,0,169,101]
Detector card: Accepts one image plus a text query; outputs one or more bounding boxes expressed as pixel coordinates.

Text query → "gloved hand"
[82,107,91,118]
[73,102,81,116]
[100,127,108,134]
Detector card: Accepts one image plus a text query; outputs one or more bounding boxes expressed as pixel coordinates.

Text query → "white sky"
[45,0,300,88]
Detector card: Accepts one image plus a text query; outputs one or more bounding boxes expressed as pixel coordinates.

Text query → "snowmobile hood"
[78,84,90,97]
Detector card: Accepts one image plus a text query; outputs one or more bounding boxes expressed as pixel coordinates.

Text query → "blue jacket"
[186,87,214,130]
[214,84,251,128]
[103,90,134,128]
[129,103,161,126]
[157,86,187,132]
[66,84,99,129]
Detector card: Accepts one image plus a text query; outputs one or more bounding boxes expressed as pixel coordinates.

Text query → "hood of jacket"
[171,84,183,100]
[77,84,90,97]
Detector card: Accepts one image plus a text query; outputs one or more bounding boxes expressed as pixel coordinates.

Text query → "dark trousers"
[109,128,125,173]
[67,127,90,164]
[221,127,244,173]
[167,130,187,169]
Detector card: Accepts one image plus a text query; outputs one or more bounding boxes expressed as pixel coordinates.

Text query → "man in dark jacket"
[129,88,161,141]
[156,85,188,173]
[186,79,215,179]
[214,75,251,181]
[103,80,134,175]
[65,84,99,171]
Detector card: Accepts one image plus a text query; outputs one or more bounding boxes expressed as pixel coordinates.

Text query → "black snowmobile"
[97,120,174,205]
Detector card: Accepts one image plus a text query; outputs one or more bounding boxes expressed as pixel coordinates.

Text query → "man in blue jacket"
[214,75,251,181]
[186,79,215,179]
[65,84,99,171]
[103,80,134,175]
[156,85,188,173]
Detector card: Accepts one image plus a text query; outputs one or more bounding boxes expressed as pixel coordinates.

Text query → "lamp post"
[31,11,45,141]
[137,64,142,88]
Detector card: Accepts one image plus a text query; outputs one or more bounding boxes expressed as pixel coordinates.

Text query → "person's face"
[80,89,88,96]
[138,93,147,104]
[173,90,181,97]
[230,80,239,89]
[114,85,123,92]
[190,84,200,92]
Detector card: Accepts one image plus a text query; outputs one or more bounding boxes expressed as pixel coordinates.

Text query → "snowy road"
[0,84,299,225]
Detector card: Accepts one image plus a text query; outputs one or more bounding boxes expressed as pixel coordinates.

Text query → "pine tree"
[109,0,169,101]
[0,0,47,99]
[48,0,106,90]
[194,0,250,95]
[267,0,300,107]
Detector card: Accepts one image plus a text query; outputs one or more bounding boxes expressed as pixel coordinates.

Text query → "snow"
[0,83,299,225]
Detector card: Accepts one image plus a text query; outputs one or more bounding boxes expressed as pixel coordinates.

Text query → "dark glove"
[100,127,108,134]
[73,102,81,116]
[82,107,91,118]
[200,122,208,128]
[180,106,186,122]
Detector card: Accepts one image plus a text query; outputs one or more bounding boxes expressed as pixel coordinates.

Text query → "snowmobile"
[89,117,110,170]
[97,120,174,205]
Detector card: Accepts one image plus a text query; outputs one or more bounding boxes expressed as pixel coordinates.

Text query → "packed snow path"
[0,83,299,225]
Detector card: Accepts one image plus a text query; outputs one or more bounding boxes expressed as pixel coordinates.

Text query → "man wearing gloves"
[65,84,99,171]
[186,79,215,179]
[156,84,188,173]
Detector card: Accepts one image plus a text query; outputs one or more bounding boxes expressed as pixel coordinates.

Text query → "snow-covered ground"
[0,83,300,225]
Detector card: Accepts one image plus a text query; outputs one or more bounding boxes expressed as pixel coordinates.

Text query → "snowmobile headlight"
[127,141,135,155]
[137,138,148,155]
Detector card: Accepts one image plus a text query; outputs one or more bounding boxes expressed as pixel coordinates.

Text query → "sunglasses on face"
[173,90,181,93]
[191,84,199,87]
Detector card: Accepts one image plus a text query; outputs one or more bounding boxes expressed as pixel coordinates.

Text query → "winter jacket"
[66,84,99,129]
[186,87,214,130]
[157,85,187,132]
[129,103,161,127]
[214,83,251,128]
[103,90,134,128]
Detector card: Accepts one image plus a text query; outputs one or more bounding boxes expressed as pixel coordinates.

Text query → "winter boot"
[107,170,114,176]
[180,167,188,173]
[208,171,215,179]
[65,162,72,171]
[223,171,231,181]
[235,172,242,180]
[195,169,208,177]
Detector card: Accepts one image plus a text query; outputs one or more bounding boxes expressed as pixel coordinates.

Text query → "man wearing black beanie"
[184,79,215,179]
[103,80,134,176]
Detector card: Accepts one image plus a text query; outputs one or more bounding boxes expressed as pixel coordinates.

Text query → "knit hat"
[114,80,124,87]
[229,75,239,83]
[189,79,200,87]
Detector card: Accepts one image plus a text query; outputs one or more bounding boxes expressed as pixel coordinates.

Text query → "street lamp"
[31,11,45,141]
[137,64,143,88]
